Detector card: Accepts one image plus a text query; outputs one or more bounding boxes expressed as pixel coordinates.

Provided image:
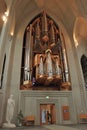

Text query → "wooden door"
[50,104,56,124]
[40,104,56,125]
[62,106,70,120]
[40,104,47,125]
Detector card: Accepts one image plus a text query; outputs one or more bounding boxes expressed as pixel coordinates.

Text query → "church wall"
[73,17,87,111]
[0,91,4,125]
[19,91,77,125]
[0,7,87,126]
[8,11,86,125]
[0,7,16,126]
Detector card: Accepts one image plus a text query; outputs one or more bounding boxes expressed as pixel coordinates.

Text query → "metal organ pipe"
[60,32,69,82]
[55,56,61,78]
[42,11,49,42]
[46,49,53,79]
[36,20,40,39]
[63,49,69,82]
[24,24,32,82]
[39,55,44,77]
[50,20,55,47]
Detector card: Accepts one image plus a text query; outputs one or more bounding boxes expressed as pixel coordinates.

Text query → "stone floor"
[64,124,87,130]
[0,124,87,130]
[0,126,49,130]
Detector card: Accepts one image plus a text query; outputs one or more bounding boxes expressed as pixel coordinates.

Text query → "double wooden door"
[40,104,56,125]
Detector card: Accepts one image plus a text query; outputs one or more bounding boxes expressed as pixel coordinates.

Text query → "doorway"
[40,104,56,125]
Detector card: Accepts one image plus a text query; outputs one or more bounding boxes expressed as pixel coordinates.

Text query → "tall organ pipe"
[42,11,49,42]
[24,24,32,82]
[50,20,55,46]
[60,32,69,82]
[55,56,61,78]
[39,55,44,77]
[46,49,53,79]
[36,19,40,40]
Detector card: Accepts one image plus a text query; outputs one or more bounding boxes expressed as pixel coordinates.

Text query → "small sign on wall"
[62,106,70,120]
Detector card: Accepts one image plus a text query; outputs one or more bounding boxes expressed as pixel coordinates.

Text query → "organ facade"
[20,11,71,90]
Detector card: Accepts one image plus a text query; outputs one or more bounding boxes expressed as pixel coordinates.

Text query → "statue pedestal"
[3,122,16,128]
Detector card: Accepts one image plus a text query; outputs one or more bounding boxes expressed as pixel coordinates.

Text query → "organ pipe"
[21,11,71,90]
[42,11,49,42]
[46,49,53,79]
[24,24,32,82]
[57,38,66,82]
[50,20,55,47]
[39,55,44,77]
[36,19,40,40]
[55,56,61,77]
[60,32,69,82]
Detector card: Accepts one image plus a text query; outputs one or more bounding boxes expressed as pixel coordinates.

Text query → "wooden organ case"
[20,11,71,91]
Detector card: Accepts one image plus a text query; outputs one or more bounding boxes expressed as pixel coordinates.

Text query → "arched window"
[20,11,71,91]
[0,54,6,88]
[81,54,87,89]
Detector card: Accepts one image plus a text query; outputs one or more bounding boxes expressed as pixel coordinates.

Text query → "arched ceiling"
[1,0,87,36]
[0,0,7,32]
[13,0,87,34]
[74,17,87,46]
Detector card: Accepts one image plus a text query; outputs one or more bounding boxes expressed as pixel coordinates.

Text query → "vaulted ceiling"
[0,0,7,32]
[0,0,87,37]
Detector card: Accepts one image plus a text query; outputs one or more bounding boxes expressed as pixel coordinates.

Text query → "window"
[0,54,6,88]
[81,54,87,89]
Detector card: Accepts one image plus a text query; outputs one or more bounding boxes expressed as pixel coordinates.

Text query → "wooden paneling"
[62,106,70,120]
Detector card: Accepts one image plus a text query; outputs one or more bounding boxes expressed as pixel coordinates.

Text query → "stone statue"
[3,94,16,128]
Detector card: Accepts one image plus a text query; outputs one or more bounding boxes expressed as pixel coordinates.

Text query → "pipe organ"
[21,11,71,90]
[23,25,33,85]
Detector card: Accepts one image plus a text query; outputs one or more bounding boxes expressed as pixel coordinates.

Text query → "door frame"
[40,103,56,125]
[36,99,59,125]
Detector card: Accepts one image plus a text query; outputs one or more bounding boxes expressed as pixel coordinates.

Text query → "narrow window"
[0,54,6,88]
[81,54,87,89]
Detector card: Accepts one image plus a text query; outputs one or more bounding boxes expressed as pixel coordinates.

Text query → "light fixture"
[5,11,9,17]
[2,11,9,23]
[45,96,50,99]
[73,33,78,48]
[2,15,7,23]
[9,32,13,41]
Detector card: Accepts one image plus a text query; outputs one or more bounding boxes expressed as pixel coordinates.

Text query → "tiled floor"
[0,126,49,130]
[65,124,87,130]
[0,124,87,130]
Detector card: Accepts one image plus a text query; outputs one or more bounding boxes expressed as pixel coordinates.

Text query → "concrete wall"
[19,91,77,125]
[0,2,87,126]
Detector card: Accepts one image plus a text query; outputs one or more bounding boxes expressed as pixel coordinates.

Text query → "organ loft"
[20,11,71,91]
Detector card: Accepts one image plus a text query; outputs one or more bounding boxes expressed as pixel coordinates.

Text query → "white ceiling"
[13,0,87,33]
[0,0,87,38]
[0,0,7,32]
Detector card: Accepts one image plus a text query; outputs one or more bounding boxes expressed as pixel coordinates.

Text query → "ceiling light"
[2,15,7,22]
[2,11,9,23]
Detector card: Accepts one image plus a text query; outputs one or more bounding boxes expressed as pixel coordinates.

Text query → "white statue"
[41,109,46,123]
[3,94,16,128]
